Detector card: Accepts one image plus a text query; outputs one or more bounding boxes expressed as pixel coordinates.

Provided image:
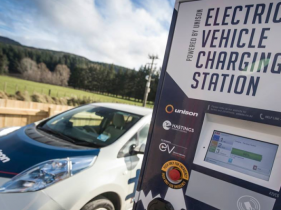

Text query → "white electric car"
[0,103,152,210]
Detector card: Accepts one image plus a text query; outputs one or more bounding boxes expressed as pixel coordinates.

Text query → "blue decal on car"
[126,169,141,200]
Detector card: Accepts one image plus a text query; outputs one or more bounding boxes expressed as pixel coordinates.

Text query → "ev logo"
[163,120,172,130]
[237,195,260,210]
[159,143,175,154]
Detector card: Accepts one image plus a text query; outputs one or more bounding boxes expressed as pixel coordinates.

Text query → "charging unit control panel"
[134,0,281,210]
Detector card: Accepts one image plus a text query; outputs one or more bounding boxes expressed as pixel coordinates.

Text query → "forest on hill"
[0,37,159,102]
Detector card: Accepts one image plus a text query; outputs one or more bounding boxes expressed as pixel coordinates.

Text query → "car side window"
[117,124,150,158]
[138,124,150,145]
[117,134,137,158]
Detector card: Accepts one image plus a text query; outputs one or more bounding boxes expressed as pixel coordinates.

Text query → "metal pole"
[143,55,158,107]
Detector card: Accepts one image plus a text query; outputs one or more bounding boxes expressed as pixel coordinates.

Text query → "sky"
[0,0,175,69]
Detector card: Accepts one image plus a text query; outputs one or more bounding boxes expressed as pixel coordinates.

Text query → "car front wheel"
[81,196,115,210]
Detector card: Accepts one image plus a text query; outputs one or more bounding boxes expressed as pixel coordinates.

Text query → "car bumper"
[0,190,65,210]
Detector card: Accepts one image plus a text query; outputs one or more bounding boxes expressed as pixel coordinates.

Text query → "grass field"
[0,76,153,107]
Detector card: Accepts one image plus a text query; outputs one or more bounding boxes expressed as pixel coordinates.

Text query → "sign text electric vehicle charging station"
[134,0,281,209]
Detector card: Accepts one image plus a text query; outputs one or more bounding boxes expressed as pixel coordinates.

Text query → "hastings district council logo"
[163,120,172,130]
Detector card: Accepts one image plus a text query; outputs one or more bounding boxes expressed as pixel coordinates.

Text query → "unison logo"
[162,120,194,133]
[165,105,174,114]
[165,105,198,117]
[0,150,10,163]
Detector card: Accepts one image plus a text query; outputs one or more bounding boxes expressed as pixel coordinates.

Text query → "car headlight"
[0,156,96,193]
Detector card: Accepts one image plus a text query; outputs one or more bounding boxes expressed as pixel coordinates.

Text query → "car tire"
[81,196,115,210]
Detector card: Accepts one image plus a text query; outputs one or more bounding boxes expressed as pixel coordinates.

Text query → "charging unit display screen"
[205,131,278,181]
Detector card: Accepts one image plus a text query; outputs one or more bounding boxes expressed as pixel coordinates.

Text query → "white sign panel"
[167,0,281,112]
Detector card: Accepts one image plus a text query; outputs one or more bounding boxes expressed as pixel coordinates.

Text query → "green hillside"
[0,75,153,107]
[0,36,159,104]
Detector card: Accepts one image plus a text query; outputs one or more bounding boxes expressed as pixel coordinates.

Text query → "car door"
[117,133,139,209]
[126,124,150,209]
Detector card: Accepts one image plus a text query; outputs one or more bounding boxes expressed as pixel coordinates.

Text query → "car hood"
[0,124,100,178]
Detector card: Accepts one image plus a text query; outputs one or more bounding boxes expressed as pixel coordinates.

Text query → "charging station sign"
[169,0,281,112]
[134,0,281,210]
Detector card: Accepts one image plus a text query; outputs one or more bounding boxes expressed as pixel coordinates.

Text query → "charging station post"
[134,0,281,210]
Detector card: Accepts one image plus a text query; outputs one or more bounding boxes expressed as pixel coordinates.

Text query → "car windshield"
[37,105,141,148]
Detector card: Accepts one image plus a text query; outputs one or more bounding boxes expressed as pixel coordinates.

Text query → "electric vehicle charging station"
[134,0,281,209]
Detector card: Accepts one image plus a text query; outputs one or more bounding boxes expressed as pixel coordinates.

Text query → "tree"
[38,63,52,84]
[134,66,148,101]
[148,69,160,102]
[19,58,40,81]
[104,65,115,94]
[0,52,9,74]
[0,42,160,103]
[113,69,125,97]
[18,58,38,73]
[53,64,71,86]
[126,69,137,99]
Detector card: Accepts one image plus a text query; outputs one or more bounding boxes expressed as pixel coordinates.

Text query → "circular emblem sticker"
[162,120,172,130]
[161,160,189,189]
[165,104,174,114]
[237,195,260,210]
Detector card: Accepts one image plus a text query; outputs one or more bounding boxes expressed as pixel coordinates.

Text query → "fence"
[0,80,151,106]
[1,81,92,99]
[0,99,73,128]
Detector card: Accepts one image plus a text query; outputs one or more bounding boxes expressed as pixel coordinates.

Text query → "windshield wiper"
[37,127,101,148]
[72,141,102,148]
[37,127,76,143]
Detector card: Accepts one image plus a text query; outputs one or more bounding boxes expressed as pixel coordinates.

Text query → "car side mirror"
[138,144,146,153]
[130,144,146,155]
